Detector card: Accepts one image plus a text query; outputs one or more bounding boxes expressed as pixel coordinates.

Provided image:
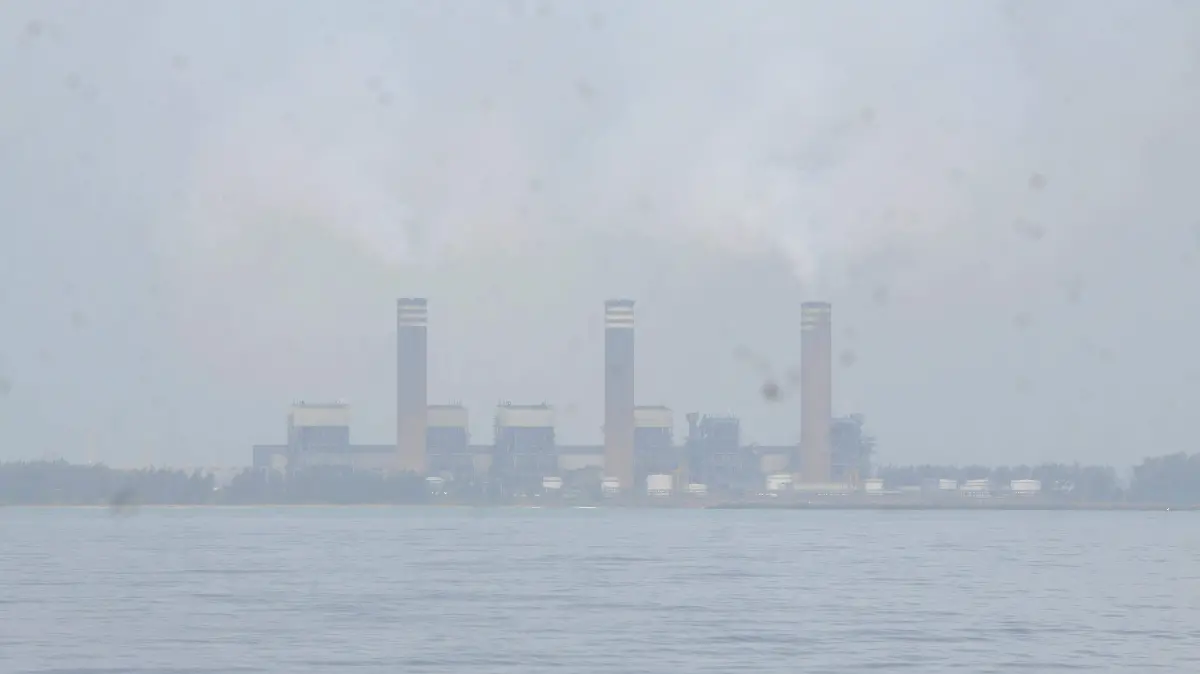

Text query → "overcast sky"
[2,0,1199,468]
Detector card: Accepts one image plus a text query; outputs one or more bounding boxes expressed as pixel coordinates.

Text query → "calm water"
[2,506,1199,673]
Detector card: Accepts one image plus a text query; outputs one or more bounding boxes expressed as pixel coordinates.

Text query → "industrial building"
[633,405,676,491]
[490,403,557,495]
[683,413,757,492]
[830,414,873,484]
[427,404,470,477]
[251,295,860,497]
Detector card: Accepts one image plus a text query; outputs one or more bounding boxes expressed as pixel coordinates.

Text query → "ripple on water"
[3,508,1199,673]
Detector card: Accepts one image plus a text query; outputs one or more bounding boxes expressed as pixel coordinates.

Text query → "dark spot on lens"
[109,486,139,516]
[1013,218,1047,241]
[1063,276,1084,304]
[839,349,857,368]
[871,286,889,306]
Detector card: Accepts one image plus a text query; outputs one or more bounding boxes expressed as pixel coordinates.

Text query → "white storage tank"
[542,476,563,491]
[765,473,794,492]
[601,477,621,497]
[961,478,990,496]
[863,478,884,494]
[1010,479,1042,495]
[646,474,674,497]
[938,479,958,491]
[687,483,708,497]
[793,483,853,495]
[495,405,555,428]
[425,476,446,494]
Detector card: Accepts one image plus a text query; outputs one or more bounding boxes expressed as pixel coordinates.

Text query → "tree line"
[876,462,1123,502]
[3,452,1200,505]
[0,461,429,506]
[878,452,1200,504]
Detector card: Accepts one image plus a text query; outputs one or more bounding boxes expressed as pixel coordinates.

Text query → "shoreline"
[708,501,1196,511]
[2,501,1196,511]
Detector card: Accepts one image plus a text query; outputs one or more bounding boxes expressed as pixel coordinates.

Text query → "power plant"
[252,297,862,500]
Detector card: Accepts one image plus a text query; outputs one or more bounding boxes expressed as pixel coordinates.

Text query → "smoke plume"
[4,0,1200,462]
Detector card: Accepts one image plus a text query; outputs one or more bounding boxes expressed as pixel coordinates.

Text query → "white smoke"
[166,2,1200,292]
[145,0,1200,450]
[165,3,1034,285]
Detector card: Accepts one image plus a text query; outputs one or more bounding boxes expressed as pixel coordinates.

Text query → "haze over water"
[4,507,1198,673]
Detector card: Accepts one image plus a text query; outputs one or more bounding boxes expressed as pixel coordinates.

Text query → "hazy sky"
[2,0,1199,468]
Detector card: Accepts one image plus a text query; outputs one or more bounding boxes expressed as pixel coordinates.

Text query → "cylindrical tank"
[601,477,621,497]
[687,483,708,497]
[425,476,445,493]
[1010,479,1042,494]
[961,479,990,496]
[766,473,794,492]
[863,478,884,493]
[646,473,673,496]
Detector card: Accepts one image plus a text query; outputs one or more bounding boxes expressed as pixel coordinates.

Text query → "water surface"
[3,507,1198,673]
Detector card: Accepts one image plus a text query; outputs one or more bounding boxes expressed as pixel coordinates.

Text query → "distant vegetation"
[1128,453,1200,504]
[2,453,1200,506]
[879,453,1200,505]
[876,462,1124,503]
[0,461,428,507]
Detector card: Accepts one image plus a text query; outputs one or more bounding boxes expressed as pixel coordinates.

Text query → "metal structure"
[287,402,351,460]
[604,299,636,492]
[831,414,874,484]
[799,301,832,483]
[427,404,471,478]
[684,413,750,492]
[634,405,676,491]
[491,404,557,495]
[396,298,428,474]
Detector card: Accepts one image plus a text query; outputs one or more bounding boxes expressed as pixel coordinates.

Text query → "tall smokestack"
[604,299,636,491]
[800,301,832,484]
[396,298,428,474]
